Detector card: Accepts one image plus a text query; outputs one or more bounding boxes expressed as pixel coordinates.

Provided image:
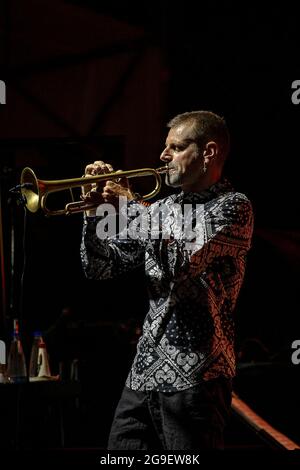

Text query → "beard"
[165,167,183,187]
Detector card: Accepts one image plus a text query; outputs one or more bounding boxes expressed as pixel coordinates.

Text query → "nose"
[160,148,172,163]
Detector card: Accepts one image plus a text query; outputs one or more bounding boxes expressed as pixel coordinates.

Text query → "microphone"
[9,183,33,193]
[7,183,33,206]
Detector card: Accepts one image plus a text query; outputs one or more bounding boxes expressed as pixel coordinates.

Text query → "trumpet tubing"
[20,166,169,216]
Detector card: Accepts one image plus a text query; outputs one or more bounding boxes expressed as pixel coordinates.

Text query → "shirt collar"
[173,178,234,204]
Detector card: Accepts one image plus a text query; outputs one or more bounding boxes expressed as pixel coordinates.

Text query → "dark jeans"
[108,377,232,450]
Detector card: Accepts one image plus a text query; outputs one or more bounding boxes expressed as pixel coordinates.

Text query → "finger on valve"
[91,161,114,175]
[82,160,114,197]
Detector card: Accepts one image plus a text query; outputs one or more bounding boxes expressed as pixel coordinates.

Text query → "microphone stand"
[0,163,28,338]
[0,164,16,336]
[0,188,7,335]
[7,183,28,328]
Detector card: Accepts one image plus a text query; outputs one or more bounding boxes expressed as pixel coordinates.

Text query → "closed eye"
[165,143,188,152]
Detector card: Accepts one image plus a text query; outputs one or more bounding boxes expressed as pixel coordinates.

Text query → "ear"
[203,141,218,165]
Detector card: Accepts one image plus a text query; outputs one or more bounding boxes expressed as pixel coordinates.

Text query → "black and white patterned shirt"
[81,179,254,392]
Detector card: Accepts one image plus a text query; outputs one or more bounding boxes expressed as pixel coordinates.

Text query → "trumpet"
[20,165,169,216]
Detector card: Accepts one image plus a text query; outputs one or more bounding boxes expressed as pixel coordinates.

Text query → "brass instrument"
[20,166,169,216]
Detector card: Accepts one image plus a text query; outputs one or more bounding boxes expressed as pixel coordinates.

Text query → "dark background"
[0,0,299,451]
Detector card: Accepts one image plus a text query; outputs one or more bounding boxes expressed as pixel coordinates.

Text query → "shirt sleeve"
[174,193,254,278]
[80,200,149,280]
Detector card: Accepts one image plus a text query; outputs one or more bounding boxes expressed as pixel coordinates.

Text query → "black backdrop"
[0,0,300,450]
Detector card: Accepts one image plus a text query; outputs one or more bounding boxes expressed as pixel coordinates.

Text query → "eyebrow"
[165,138,196,146]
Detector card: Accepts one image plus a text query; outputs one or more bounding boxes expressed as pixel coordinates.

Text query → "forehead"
[166,124,195,143]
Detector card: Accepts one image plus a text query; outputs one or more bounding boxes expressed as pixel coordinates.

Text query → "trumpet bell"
[21,167,41,213]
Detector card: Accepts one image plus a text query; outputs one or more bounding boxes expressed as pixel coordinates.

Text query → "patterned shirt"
[81,179,254,392]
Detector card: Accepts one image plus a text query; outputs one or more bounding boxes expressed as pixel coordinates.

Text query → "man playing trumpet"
[81,110,254,450]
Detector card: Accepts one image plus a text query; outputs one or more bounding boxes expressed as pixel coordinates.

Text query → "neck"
[181,170,222,193]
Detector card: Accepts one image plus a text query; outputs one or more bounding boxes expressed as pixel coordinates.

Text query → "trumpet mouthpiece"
[156,165,169,174]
